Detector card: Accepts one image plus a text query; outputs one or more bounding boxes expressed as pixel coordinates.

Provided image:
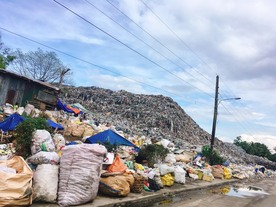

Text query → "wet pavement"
[160,178,276,207]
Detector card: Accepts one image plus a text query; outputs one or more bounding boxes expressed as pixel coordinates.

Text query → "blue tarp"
[0,113,25,132]
[0,113,64,132]
[47,119,64,130]
[57,99,83,114]
[85,129,140,150]
[57,99,75,113]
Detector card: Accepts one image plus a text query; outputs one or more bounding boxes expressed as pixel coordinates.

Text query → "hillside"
[61,86,276,169]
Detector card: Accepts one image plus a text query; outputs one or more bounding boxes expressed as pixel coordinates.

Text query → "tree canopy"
[234,136,276,162]
[0,34,15,69]
[11,48,72,84]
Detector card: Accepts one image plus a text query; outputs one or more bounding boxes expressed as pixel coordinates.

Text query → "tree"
[0,34,15,69]
[11,48,72,84]
[234,136,272,160]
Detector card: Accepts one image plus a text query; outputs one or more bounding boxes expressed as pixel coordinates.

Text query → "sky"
[0,0,275,149]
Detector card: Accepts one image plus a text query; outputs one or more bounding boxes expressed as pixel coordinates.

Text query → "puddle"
[154,185,269,206]
[210,185,269,198]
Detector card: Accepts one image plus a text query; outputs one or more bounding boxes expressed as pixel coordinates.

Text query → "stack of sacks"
[99,154,134,197]
[64,122,94,138]
[158,163,175,187]
[28,130,60,203]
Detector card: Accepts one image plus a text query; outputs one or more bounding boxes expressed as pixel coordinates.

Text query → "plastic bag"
[174,166,186,184]
[164,153,176,163]
[31,130,55,155]
[27,151,60,165]
[103,152,114,165]
[107,154,127,173]
[223,167,232,179]
[33,164,59,203]
[24,104,35,116]
[161,173,174,186]
[158,164,174,176]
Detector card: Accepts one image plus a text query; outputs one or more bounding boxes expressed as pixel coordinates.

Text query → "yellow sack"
[161,173,174,186]
[134,163,144,171]
[99,174,134,197]
[202,173,214,182]
[223,167,232,179]
[0,156,33,207]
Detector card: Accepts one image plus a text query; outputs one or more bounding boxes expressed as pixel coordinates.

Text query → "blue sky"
[1,0,276,149]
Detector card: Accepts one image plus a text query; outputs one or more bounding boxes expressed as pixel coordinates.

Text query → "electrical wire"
[0,26,183,98]
[105,0,214,86]
[84,0,214,92]
[139,0,217,79]
[53,0,214,98]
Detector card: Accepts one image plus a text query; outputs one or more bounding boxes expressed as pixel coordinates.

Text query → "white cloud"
[240,134,276,152]
[1,0,276,142]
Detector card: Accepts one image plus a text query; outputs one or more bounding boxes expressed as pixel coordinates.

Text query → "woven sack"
[131,174,145,193]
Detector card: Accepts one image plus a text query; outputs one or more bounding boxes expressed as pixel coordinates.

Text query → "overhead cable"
[53,0,214,98]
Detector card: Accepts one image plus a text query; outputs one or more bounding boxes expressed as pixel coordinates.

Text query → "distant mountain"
[61,86,276,169]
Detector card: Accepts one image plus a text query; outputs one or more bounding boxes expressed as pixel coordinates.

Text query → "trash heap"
[0,102,276,206]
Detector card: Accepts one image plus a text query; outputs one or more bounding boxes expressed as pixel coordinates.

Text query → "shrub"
[202,145,225,165]
[137,144,169,167]
[14,117,50,158]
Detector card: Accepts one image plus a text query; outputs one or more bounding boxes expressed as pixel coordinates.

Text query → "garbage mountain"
[61,86,276,169]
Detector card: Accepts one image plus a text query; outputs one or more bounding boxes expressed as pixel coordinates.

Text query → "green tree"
[11,48,72,84]
[234,136,272,160]
[0,34,15,69]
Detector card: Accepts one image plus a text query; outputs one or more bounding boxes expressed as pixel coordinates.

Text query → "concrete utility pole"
[210,75,219,150]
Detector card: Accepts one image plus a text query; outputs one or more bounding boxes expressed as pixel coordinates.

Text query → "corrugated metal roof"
[0,69,60,91]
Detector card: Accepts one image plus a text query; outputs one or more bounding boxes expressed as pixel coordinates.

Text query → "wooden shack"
[0,69,60,110]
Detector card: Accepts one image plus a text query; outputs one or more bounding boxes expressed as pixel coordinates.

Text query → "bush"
[137,144,169,167]
[14,117,50,158]
[202,145,225,165]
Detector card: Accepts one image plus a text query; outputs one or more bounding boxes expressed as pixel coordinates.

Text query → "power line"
[105,0,214,86]
[138,1,258,130]
[218,83,261,136]
[84,0,214,92]
[220,102,257,138]
[53,0,214,98]
[140,0,218,78]
[0,26,183,98]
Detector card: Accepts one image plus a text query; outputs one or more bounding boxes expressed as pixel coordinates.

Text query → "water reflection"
[210,185,269,198]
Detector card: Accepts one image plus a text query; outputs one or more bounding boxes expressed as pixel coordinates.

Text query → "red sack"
[107,155,127,173]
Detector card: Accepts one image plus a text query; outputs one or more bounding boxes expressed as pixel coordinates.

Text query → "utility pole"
[210,75,219,150]
[58,67,70,88]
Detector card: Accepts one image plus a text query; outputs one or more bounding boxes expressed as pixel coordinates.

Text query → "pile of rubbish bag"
[0,102,275,206]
